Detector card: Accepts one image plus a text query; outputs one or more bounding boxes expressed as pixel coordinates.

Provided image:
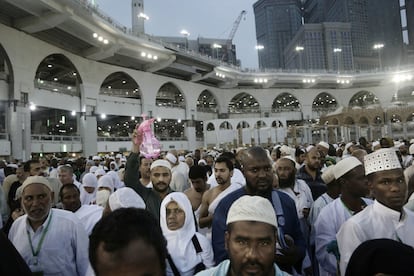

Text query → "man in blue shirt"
[212,147,306,274]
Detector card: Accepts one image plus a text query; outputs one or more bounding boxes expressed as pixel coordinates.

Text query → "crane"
[222,10,247,63]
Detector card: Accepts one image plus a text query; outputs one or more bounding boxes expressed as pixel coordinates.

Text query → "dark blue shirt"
[297,166,327,201]
[211,187,306,272]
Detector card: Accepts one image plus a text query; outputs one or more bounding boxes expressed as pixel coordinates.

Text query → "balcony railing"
[31,135,81,142]
[34,80,80,97]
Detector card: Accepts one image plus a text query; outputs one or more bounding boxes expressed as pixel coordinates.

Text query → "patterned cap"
[364,148,402,176]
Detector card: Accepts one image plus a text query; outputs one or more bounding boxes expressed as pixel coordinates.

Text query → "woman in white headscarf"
[160,192,214,276]
[80,172,98,205]
[95,175,114,208]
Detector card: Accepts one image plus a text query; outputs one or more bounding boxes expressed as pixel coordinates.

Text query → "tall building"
[253,0,303,69]
[406,0,414,46]
[131,0,145,36]
[367,0,403,68]
[285,22,353,71]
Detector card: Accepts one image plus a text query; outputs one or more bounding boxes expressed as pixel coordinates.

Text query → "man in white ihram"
[8,176,89,276]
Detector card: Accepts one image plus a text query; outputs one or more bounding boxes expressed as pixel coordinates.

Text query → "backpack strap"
[167,253,181,276]
[271,190,288,249]
[192,234,203,253]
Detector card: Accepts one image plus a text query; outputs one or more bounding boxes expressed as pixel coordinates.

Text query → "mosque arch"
[272,92,301,112]
[219,121,233,130]
[348,90,380,108]
[100,71,141,99]
[255,120,267,128]
[0,44,14,133]
[197,89,218,112]
[34,54,82,97]
[332,118,339,125]
[344,116,355,125]
[407,113,414,131]
[395,85,414,101]
[206,123,215,131]
[390,114,403,132]
[271,120,284,128]
[373,115,382,125]
[312,92,338,112]
[228,92,260,113]
[359,116,369,125]
[237,121,250,129]
[156,82,185,109]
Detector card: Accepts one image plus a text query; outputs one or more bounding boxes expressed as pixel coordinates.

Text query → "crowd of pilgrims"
[0,134,414,275]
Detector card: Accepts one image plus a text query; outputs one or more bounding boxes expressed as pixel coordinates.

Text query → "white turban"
[109,187,146,211]
[227,195,277,228]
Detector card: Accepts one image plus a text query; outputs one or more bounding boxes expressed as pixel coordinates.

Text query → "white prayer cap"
[280,145,294,157]
[108,187,146,211]
[227,195,277,228]
[321,165,336,184]
[198,159,207,165]
[7,163,18,169]
[394,141,402,149]
[410,138,414,144]
[94,168,106,177]
[21,176,52,192]
[279,156,297,167]
[409,144,414,155]
[82,173,98,188]
[178,156,185,162]
[364,148,402,176]
[372,141,380,151]
[306,145,314,152]
[342,142,352,154]
[97,175,114,193]
[333,157,362,179]
[318,141,329,150]
[89,166,98,174]
[150,159,171,171]
[116,153,122,159]
[92,156,101,161]
[165,152,177,164]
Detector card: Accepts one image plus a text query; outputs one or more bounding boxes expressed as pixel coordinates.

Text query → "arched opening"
[407,113,414,132]
[154,118,185,140]
[272,93,301,112]
[349,91,380,108]
[197,90,217,112]
[156,82,185,109]
[100,72,141,99]
[206,123,215,131]
[255,120,267,128]
[359,117,369,125]
[219,121,233,130]
[390,114,403,134]
[228,93,260,113]
[312,92,338,113]
[34,54,82,97]
[271,120,284,127]
[237,121,250,129]
[0,44,13,133]
[97,115,138,138]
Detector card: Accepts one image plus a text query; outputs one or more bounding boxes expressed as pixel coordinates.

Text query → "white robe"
[337,200,414,275]
[315,197,372,276]
[75,204,103,235]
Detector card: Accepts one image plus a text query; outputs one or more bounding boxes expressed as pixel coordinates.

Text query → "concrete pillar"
[9,104,31,161]
[79,111,97,157]
[184,120,196,150]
